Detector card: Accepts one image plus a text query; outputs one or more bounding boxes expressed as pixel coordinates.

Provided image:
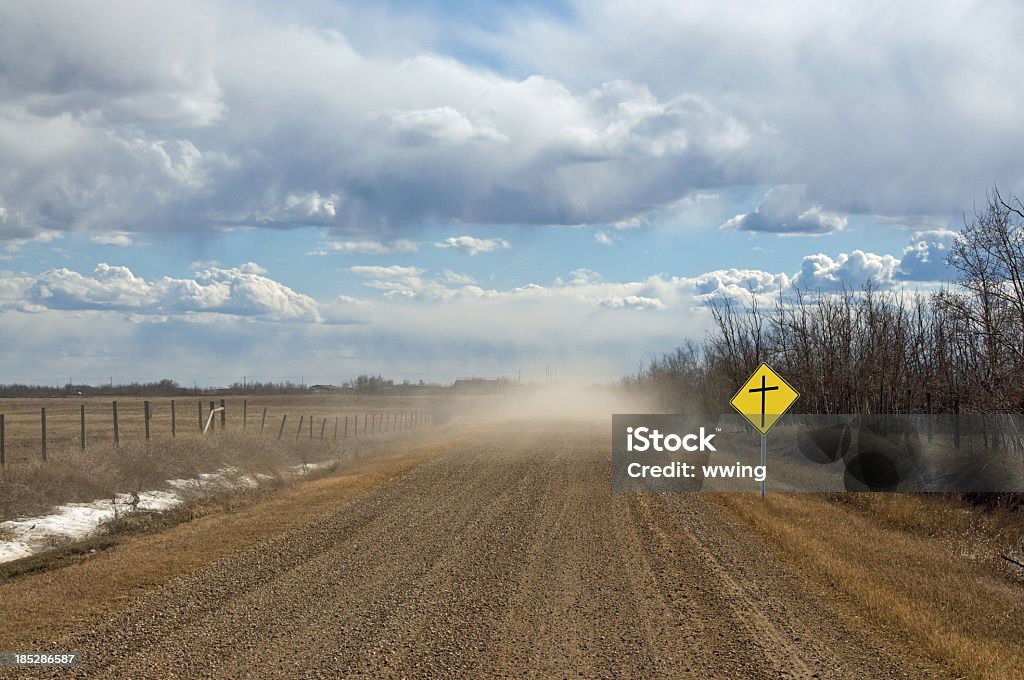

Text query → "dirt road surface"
[0,422,1006,678]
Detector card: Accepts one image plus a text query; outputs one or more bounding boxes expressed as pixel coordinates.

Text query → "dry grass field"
[0,393,449,465]
[0,392,476,523]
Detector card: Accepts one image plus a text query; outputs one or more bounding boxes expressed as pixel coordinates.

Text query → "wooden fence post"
[334,417,338,441]
[209,401,216,434]
[260,407,267,434]
[243,399,247,431]
[926,392,932,442]
[320,418,326,440]
[144,401,151,441]
[296,415,304,439]
[171,399,176,437]
[113,401,120,447]
[0,414,4,466]
[953,396,961,450]
[220,399,226,430]
[278,415,287,440]
[41,407,47,461]
[309,415,313,440]
[198,401,203,431]
[344,415,349,438]
[81,404,87,451]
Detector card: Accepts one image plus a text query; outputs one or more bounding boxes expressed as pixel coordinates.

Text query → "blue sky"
[0,0,1020,385]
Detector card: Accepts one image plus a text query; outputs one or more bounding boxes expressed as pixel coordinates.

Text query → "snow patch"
[0,460,339,564]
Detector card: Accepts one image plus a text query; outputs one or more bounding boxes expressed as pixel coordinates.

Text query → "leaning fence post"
[113,401,120,447]
[144,401,151,441]
[260,407,267,434]
[953,396,961,450]
[926,392,932,442]
[81,404,87,451]
[296,415,304,439]
[278,415,287,440]
[320,418,326,440]
[40,408,47,461]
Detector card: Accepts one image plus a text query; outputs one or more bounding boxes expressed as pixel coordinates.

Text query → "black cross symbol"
[749,374,779,428]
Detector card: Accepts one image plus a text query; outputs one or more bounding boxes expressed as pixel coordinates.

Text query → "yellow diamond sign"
[730,362,800,435]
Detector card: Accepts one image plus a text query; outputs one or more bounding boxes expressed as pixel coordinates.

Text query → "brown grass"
[0,392,451,464]
[1,432,329,521]
[0,392,471,523]
[718,493,1024,680]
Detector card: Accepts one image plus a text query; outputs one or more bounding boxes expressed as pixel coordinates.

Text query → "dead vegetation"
[0,393,449,524]
[0,432,337,523]
[719,492,1024,680]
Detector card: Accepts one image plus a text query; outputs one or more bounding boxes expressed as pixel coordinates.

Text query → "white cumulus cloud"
[310,239,419,256]
[437,236,510,255]
[898,228,959,281]
[23,262,321,321]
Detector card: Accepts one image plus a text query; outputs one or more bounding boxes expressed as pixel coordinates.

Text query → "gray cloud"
[492,1,1024,219]
[0,2,750,241]
[5,2,1017,243]
[721,185,846,234]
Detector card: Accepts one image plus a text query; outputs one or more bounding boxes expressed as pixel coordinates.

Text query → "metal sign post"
[760,434,767,498]
[729,362,800,498]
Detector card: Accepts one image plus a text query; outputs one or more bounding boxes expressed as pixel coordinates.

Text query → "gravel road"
[11,423,953,679]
